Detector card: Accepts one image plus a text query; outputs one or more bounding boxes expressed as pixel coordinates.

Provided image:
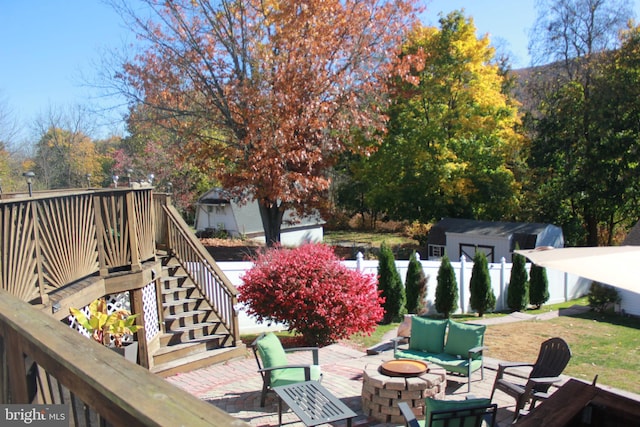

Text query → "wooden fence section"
[0,189,155,304]
[163,204,241,345]
[0,289,247,427]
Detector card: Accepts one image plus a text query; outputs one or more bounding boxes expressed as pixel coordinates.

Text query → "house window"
[429,245,446,259]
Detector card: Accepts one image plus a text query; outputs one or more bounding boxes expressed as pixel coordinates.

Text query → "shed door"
[460,244,495,263]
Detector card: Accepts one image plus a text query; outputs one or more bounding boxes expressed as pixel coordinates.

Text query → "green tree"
[121,106,217,218]
[360,11,523,224]
[377,243,405,324]
[469,251,496,317]
[435,255,458,318]
[529,264,549,309]
[523,0,634,246]
[405,252,428,314]
[507,253,529,312]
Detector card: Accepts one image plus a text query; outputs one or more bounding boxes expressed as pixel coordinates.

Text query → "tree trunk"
[585,213,599,247]
[258,200,284,247]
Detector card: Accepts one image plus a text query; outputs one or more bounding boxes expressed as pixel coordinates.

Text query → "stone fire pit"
[361,360,447,424]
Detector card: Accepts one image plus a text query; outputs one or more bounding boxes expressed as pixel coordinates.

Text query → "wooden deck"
[0,188,245,425]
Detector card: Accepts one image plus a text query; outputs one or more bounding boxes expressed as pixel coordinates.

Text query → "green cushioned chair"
[399,397,497,427]
[251,332,322,406]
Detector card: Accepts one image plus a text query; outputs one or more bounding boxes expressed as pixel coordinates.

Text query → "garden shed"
[427,218,564,262]
[194,188,324,246]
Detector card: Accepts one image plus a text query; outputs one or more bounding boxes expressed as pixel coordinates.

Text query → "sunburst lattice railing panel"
[134,190,155,262]
[0,202,39,302]
[96,192,131,270]
[37,194,99,291]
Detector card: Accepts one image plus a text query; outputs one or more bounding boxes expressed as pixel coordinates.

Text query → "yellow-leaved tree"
[355,10,524,223]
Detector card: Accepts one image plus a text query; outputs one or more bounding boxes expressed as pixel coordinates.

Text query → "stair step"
[164,309,210,328]
[153,339,221,365]
[161,284,197,300]
[161,275,188,287]
[163,298,202,314]
[164,309,208,320]
[151,344,247,378]
[162,264,184,275]
[160,323,222,345]
[161,283,195,293]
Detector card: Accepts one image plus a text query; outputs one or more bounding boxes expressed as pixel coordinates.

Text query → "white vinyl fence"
[218,253,593,334]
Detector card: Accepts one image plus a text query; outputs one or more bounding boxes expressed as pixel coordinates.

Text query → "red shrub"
[238,243,384,346]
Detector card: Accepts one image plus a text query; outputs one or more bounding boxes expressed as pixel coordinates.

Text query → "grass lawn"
[323,230,416,247]
[482,311,640,393]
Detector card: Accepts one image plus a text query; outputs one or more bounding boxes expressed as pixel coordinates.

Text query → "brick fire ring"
[361,361,446,424]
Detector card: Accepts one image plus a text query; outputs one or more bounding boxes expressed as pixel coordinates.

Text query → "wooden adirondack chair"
[491,337,572,420]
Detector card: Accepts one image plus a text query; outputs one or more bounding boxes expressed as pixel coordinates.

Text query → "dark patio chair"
[250,332,322,406]
[399,397,497,427]
[490,337,571,420]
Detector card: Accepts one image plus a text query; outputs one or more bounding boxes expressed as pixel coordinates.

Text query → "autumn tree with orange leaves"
[111,0,418,245]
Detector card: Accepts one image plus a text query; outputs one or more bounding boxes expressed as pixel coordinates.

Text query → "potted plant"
[70,298,144,363]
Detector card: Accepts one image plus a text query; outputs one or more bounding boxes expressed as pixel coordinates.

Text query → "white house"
[427,218,564,262]
[194,188,324,246]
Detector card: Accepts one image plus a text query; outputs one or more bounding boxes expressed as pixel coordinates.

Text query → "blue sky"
[0,0,637,141]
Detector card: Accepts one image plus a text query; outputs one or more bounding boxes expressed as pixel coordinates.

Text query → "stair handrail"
[162,204,240,342]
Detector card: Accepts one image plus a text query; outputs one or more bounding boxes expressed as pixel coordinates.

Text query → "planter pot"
[397,314,413,337]
[110,341,138,364]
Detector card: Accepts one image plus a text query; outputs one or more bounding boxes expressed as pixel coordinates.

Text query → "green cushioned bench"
[392,317,487,392]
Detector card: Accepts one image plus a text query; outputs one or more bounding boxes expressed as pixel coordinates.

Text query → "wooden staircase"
[150,255,246,377]
[149,202,247,377]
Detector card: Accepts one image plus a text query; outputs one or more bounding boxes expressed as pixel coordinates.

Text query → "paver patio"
[166,340,545,426]
[166,308,639,426]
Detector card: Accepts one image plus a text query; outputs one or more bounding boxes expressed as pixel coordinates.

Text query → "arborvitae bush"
[435,255,458,318]
[239,243,384,346]
[508,252,529,311]
[377,242,405,323]
[469,251,496,317]
[405,252,428,314]
[529,264,550,309]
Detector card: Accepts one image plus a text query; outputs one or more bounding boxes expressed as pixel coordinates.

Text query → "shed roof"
[433,218,557,237]
[622,219,640,245]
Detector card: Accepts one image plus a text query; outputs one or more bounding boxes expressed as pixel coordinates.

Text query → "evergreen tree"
[405,252,428,314]
[529,264,550,309]
[377,242,405,323]
[435,255,458,318]
[469,251,496,317]
[508,253,529,311]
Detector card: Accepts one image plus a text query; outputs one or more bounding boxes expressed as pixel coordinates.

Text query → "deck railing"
[0,189,155,305]
[0,288,247,426]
